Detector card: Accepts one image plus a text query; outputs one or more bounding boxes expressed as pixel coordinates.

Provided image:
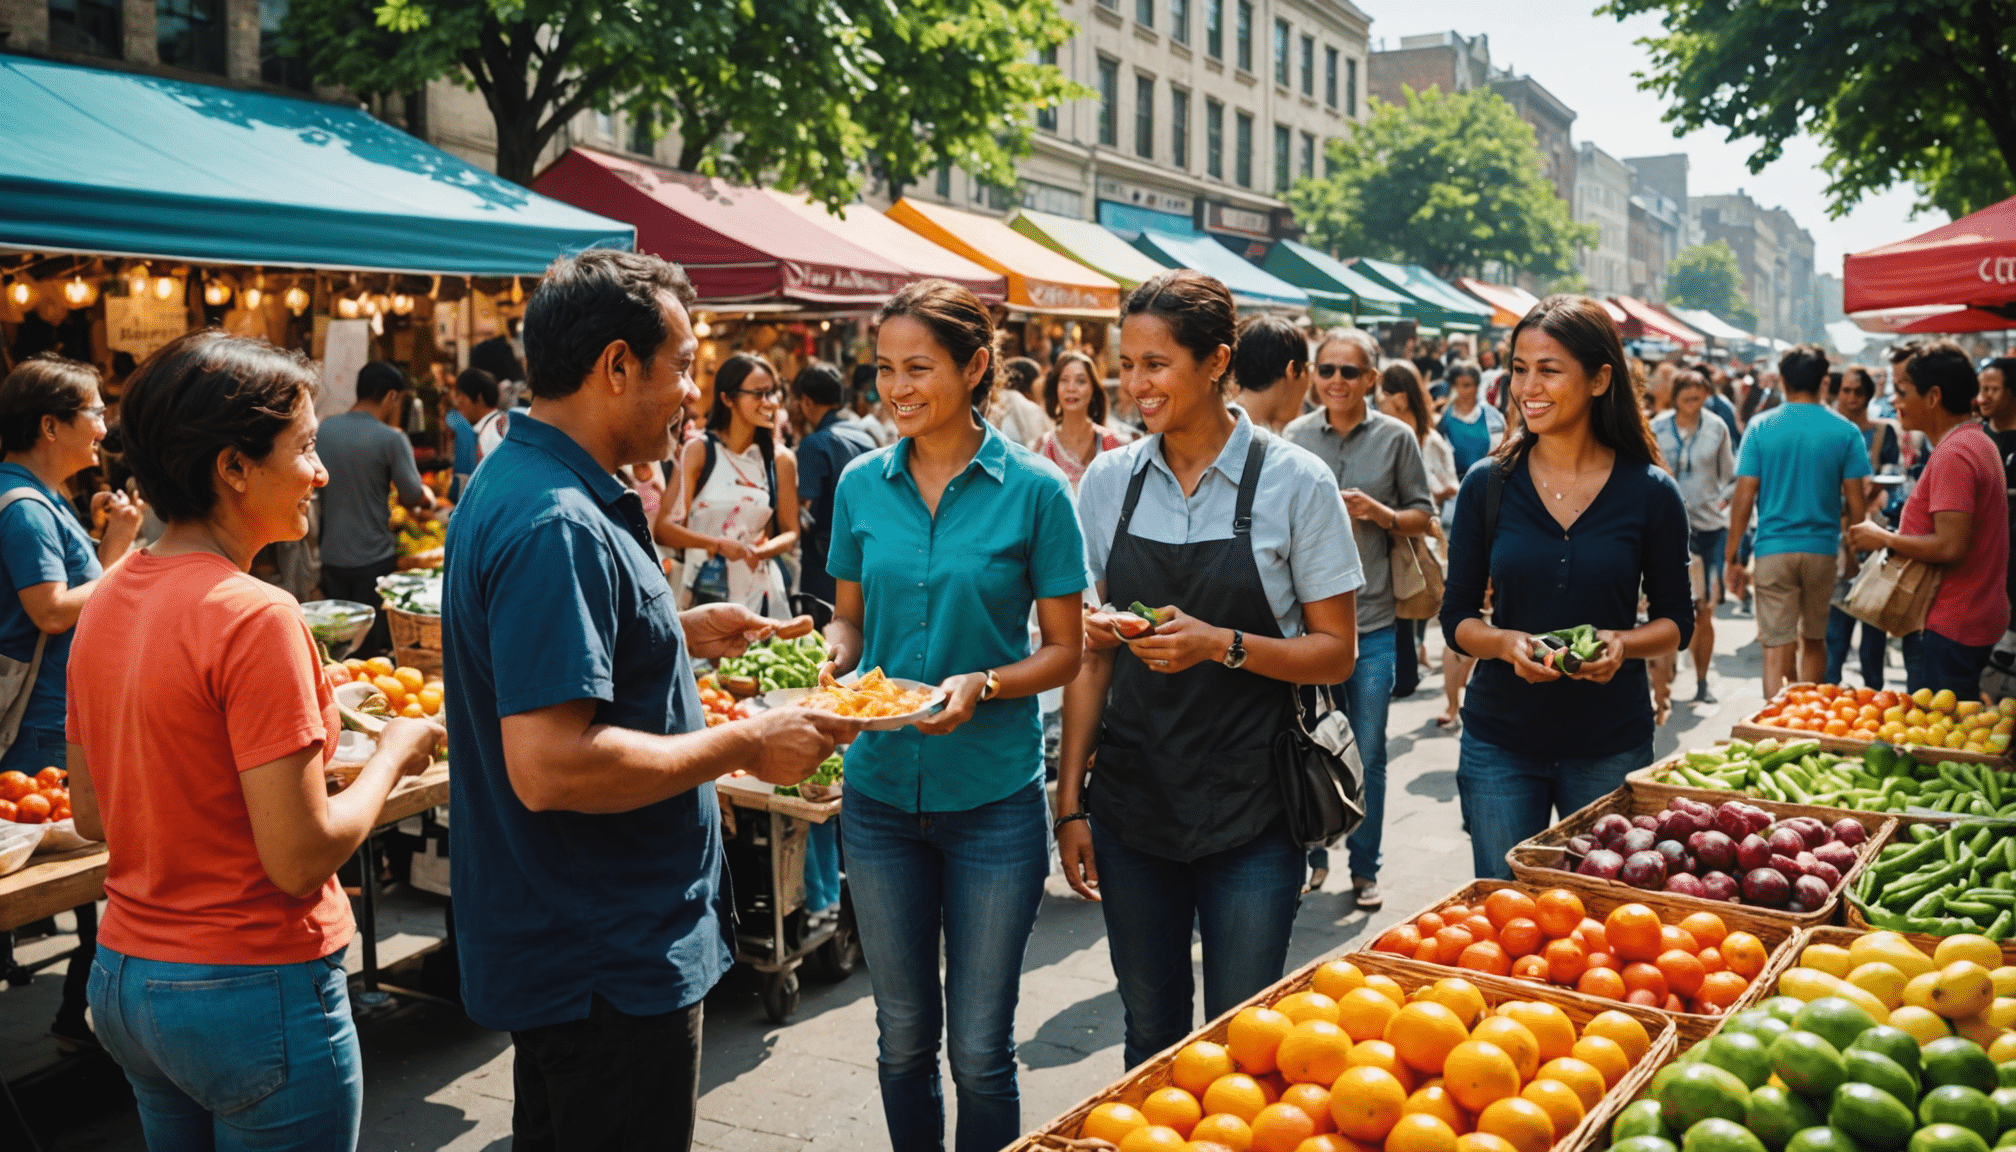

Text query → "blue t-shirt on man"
[1736,401,1872,557]
[794,408,878,603]
[0,464,100,736]
[443,413,729,1033]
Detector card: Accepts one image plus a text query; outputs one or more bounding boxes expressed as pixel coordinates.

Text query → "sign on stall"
[105,292,188,357]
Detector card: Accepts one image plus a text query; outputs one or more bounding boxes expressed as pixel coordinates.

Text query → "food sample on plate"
[798,669,934,719]
[1109,601,1173,640]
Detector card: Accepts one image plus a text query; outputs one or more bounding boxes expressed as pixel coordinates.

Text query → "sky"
[1352,0,1943,277]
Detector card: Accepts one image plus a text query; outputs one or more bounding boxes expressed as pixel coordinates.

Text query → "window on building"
[1206,98,1224,178]
[1236,111,1253,187]
[1037,46,1058,131]
[1021,181,1084,218]
[1300,131,1315,180]
[1273,19,1289,86]
[1171,88,1190,168]
[936,164,951,198]
[1324,137,1337,177]
[1274,123,1291,191]
[48,0,121,56]
[1205,0,1221,57]
[156,0,225,73]
[1135,74,1155,159]
[257,0,311,89]
[1346,57,1358,116]
[629,107,656,155]
[1170,0,1189,45]
[595,111,616,140]
[1097,56,1119,146]
[1137,0,1153,27]
[1324,46,1338,107]
[1300,35,1314,97]
[1235,1,1252,71]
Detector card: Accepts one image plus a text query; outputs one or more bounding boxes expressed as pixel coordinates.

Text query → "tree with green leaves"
[1602,0,2016,220]
[1287,86,1595,282]
[282,0,1081,201]
[1664,242,1757,331]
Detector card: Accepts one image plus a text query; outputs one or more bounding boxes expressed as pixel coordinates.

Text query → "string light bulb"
[336,296,361,319]
[203,278,233,306]
[5,279,33,309]
[693,313,711,338]
[283,285,311,315]
[390,293,414,315]
[243,286,264,309]
[63,276,98,308]
[153,274,179,301]
[126,264,149,297]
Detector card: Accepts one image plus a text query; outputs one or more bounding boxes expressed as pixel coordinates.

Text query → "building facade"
[1574,141,1631,300]
[1693,190,1818,343]
[1488,73,1575,206]
[1364,29,1489,104]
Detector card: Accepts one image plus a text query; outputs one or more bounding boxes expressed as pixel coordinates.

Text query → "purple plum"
[1743,867,1792,907]
[1664,873,1708,897]
[1655,840,1688,877]
[1739,805,1775,836]
[1621,850,1669,889]
[1578,849,1624,879]
[1813,841,1859,873]
[1621,828,1658,856]
[1592,814,1633,847]
[1689,830,1738,872]
[1789,818,1829,849]
[1738,834,1775,872]
[1714,803,1752,841]
[1633,814,1661,832]
[1806,859,1843,889]
[1701,871,1742,901]
[1655,810,1689,845]
[1568,834,1599,860]
[1771,853,1807,878]
[1831,819,1868,847]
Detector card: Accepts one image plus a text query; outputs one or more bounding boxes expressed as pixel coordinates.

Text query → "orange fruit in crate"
[1604,905,1663,962]
[1458,1134,1521,1152]
[1343,1040,1416,1093]
[1663,994,1687,1014]
[1656,950,1707,999]
[1119,1127,1189,1152]
[1533,890,1584,939]
[1575,919,1610,956]
[1511,955,1549,981]
[1364,975,1407,1007]
[1582,1010,1650,1064]
[1475,1097,1556,1152]
[1470,1017,1540,1081]
[1500,1002,1576,1063]
[1280,1083,1336,1132]
[1721,932,1767,980]
[1329,1066,1408,1143]
[1311,960,1367,1002]
[1176,1042,1240,1097]
[1463,915,1498,943]
[1543,938,1587,985]
[1443,904,1472,922]
[1625,990,1660,1008]
[1338,988,1400,1042]
[1250,1103,1319,1152]
[1143,1087,1204,1137]
[1519,1079,1585,1135]
[1417,912,1449,936]
[1620,962,1668,1002]
[1230,1007,1295,1075]
[1442,1040,1521,1113]
[1376,924,1425,955]
[1696,970,1750,1011]
[1404,1084,1471,1134]
[1571,1035,1631,1087]
[1083,1101,1151,1142]
[1388,1002,1470,1074]
[1534,1057,1607,1110]
[1295,1135,1360,1152]
[1386,1113,1461,1152]
[1697,947,1727,974]
[1436,927,1478,965]
[1191,1112,1255,1150]
[1659,925,1700,954]
[1276,992,1341,1027]
[1679,911,1729,949]
[1484,889,1539,929]
[1499,919,1543,959]
[1416,938,1444,963]
[1583,951,1618,972]
[1420,978,1488,1028]
[1205,1074,1272,1122]
[1576,967,1626,1001]
[1278,1020,1353,1085]
[1458,942,1511,977]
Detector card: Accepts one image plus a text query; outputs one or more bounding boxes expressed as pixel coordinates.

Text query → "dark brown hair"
[523,248,696,400]
[1901,339,1979,415]
[877,278,998,413]
[0,353,99,454]
[1671,368,1713,399]
[1493,294,1661,468]
[119,330,315,521]
[705,352,778,460]
[1378,360,1433,443]
[1043,351,1106,423]
[1121,270,1237,393]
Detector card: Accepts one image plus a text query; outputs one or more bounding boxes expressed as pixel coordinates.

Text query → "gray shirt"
[1283,406,1435,633]
[1651,409,1736,532]
[1078,406,1363,638]
[318,409,427,569]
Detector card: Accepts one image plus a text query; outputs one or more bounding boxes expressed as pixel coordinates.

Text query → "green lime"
[1614,1099,1675,1144]
[1999,1062,2016,1089]
[1851,1027,1926,1084]
[1729,1011,1796,1047]
[1844,1049,1922,1112]
[1796,998,1882,1053]
[1747,1084,1825,1152]
[1709,1032,1778,1090]
[1928,1038,2003,1095]
[1762,997,1808,1024]
[1614,1139,1680,1152]
[1924,1085,2004,1143]
[1772,1032,1850,1100]
[1655,1062,1755,1132]
[1684,1117,1769,1152]
[1910,1122,1993,1152]
[1785,1128,1863,1152]
[1829,1082,1918,1151]
[1991,1088,2016,1134]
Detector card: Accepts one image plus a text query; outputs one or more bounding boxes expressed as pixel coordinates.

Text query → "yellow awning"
[885,199,1120,318]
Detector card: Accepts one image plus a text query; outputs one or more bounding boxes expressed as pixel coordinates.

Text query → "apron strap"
[1114,452,1154,543]
[1232,437,1266,537]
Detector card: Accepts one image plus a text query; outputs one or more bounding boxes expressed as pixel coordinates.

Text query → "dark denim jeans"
[842,781,1048,1152]
[1455,733,1655,880]
[510,994,701,1151]
[1090,814,1304,1068]
[1826,605,1887,688]
[88,943,361,1151]
[1341,623,1397,882]
[1904,629,1993,697]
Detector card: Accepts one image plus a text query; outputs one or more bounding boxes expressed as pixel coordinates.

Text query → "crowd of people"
[2,244,2012,1152]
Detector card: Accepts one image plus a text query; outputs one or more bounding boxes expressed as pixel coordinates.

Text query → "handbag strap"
[0,486,59,746]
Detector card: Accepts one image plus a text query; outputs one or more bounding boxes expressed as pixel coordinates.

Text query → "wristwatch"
[978,668,1001,701]
[1222,629,1247,670]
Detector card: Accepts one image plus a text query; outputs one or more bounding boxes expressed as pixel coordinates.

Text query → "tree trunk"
[494,115,543,186]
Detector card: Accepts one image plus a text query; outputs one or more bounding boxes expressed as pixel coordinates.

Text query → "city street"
[16,602,1793,1151]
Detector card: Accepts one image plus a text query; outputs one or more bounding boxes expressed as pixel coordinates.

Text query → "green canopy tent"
[1350,258,1495,333]
[1009,208,1172,289]
[1130,230,1309,312]
[1259,239,1414,322]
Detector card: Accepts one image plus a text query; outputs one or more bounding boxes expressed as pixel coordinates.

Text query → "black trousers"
[511,995,702,1152]
[320,555,400,658]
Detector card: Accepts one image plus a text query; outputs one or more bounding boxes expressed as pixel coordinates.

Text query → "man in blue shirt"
[790,360,877,611]
[444,367,499,500]
[1728,345,1870,699]
[443,249,857,1150]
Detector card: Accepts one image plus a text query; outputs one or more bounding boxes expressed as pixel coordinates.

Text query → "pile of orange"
[328,656,445,719]
[1368,888,1768,1016]
[1077,965,1652,1152]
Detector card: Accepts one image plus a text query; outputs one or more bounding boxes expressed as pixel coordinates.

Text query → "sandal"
[1435,714,1461,732]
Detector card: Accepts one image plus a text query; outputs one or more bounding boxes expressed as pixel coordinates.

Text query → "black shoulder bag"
[1273,682,1367,848]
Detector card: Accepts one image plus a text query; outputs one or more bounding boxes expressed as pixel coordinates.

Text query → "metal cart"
[717,777,860,1022]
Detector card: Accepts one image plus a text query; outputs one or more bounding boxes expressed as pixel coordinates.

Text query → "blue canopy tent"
[1351,258,1495,333]
[0,56,632,274]
[1259,239,1414,321]
[1130,230,1309,312]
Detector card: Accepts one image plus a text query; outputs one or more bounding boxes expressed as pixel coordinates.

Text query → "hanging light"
[203,277,233,307]
[283,285,311,315]
[336,295,361,319]
[243,286,264,310]
[153,274,180,301]
[5,278,34,309]
[510,277,523,304]
[126,263,150,297]
[820,319,831,331]
[390,293,414,315]
[63,275,98,308]
[693,312,711,338]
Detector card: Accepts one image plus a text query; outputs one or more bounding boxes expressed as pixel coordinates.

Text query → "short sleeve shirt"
[0,464,100,732]
[825,422,1088,814]
[1902,421,2010,647]
[443,413,729,1032]
[1282,407,1434,632]
[794,410,879,576]
[1735,401,1872,557]
[317,409,427,569]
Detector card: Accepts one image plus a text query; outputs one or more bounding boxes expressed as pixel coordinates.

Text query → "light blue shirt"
[826,421,1088,813]
[1735,400,1872,557]
[1077,406,1363,638]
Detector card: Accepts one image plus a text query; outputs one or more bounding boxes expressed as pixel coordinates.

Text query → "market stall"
[1009,207,1178,292]
[1612,295,1706,351]
[1351,257,1496,334]
[1459,277,1544,328]
[1845,193,2016,330]
[1129,229,1311,315]
[1261,239,1417,324]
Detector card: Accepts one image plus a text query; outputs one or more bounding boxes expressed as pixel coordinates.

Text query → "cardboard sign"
[104,293,188,357]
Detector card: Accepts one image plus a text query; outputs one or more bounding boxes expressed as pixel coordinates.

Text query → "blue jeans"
[1340,623,1397,881]
[1091,814,1303,1068]
[1456,734,1655,880]
[805,819,840,914]
[1826,605,1887,688]
[1904,629,1993,697]
[842,781,1048,1152]
[0,723,65,774]
[87,943,362,1151]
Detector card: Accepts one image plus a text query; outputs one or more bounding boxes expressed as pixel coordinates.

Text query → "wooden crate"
[392,644,442,678]
[1732,684,2007,769]
[1008,950,1678,1152]
[1506,786,1897,929]
[1366,878,1806,1045]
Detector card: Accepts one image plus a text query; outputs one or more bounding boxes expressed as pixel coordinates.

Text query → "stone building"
[1693,190,1818,343]
[1574,141,1631,299]
[1364,29,1490,103]
[1488,73,1575,206]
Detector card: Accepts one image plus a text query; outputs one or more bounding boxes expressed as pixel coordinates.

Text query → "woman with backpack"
[654,352,799,613]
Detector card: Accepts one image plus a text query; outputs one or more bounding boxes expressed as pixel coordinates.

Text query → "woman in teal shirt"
[823,279,1087,1152]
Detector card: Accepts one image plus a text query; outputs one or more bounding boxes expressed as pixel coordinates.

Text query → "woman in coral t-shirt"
[66,331,441,1149]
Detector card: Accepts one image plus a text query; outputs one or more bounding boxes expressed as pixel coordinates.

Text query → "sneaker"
[1351,876,1383,911]
[1304,866,1329,894]
[1693,681,1717,705]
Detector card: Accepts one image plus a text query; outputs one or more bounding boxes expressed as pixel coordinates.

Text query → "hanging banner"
[319,319,372,418]
[104,293,188,357]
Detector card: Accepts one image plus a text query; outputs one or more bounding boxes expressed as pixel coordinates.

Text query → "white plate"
[764,676,948,731]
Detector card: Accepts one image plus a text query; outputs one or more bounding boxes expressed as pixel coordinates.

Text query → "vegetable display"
[1850,824,2016,939]
[1533,625,1603,675]
[716,633,827,693]
[377,567,442,616]
[1653,742,2016,818]
[1555,797,1869,912]
[775,753,843,799]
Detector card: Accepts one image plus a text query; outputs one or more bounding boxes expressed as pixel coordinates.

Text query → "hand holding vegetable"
[1498,629,1564,684]
[1567,630,1627,684]
[1129,606,1231,674]
[1082,603,1129,652]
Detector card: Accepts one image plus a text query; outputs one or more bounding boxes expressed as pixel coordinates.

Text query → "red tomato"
[14,793,50,823]
[0,798,15,822]
[325,663,354,686]
[33,767,63,790]
[0,770,31,802]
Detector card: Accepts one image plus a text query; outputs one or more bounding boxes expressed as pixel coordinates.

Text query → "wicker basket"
[392,644,442,678]
[1506,786,1897,928]
[1364,878,1806,1045]
[1731,684,2008,768]
[1007,950,1678,1152]
[386,607,441,653]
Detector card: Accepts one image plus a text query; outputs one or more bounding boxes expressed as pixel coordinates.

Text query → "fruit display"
[0,766,71,825]
[1369,887,1777,1016]
[715,632,827,693]
[1546,797,1876,914]
[1848,824,2016,939]
[1748,684,2014,756]
[697,675,755,727]
[328,656,444,720]
[1532,626,1604,675]
[1610,931,2016,1152]
[390,495,446,569]
[1074,960,1665,1152]
[1648,743,2016,819]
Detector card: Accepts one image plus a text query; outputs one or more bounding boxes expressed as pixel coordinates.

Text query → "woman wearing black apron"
[1057,271,1363,1067]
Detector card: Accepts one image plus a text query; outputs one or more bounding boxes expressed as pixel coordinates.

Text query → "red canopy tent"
[1612,295,1704,347]
[1844,194,2016,326]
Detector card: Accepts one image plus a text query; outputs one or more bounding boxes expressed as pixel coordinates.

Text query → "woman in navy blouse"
[1441,296,1693,880]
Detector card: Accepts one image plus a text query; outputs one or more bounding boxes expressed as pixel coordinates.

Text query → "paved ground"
[13,603,1812,1151]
